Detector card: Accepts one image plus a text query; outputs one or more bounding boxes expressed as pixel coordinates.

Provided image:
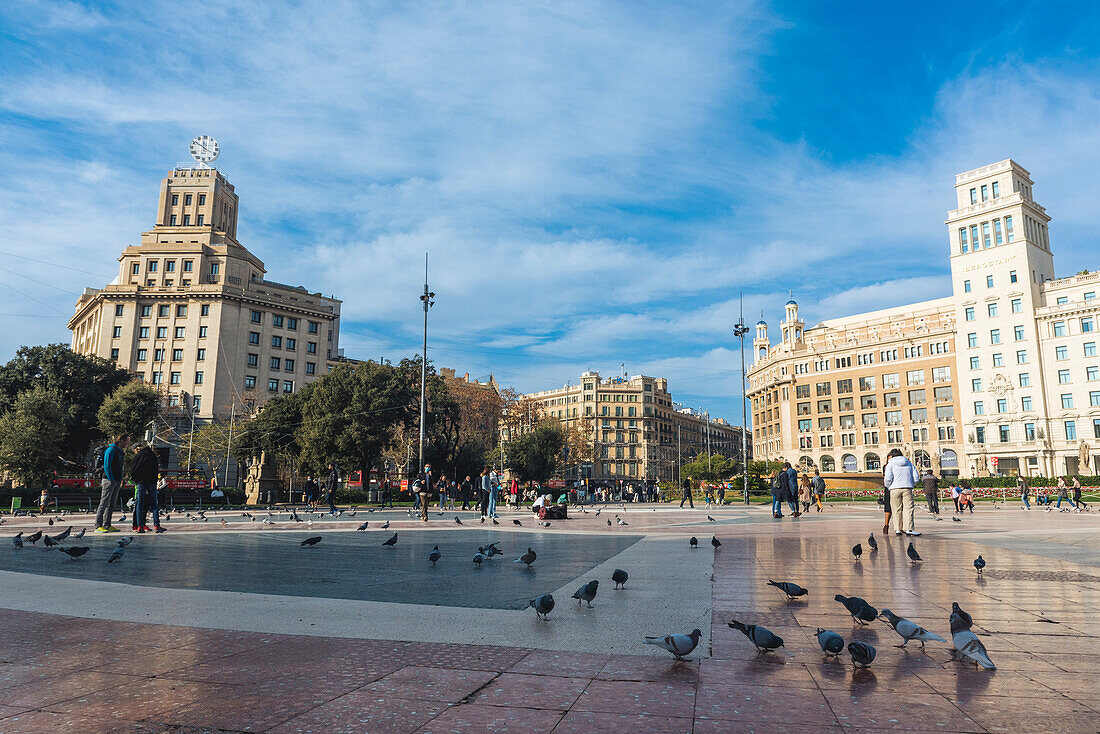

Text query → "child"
[950,483,962,513]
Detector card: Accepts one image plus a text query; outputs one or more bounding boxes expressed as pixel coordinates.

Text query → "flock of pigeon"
[12,527,131,564]
[645,532,997,670]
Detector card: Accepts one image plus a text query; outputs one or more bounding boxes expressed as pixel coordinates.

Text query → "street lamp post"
[418,253,435,471]
[734,294,750,505]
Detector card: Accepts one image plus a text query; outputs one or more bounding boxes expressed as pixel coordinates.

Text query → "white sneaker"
[906,530,922,536]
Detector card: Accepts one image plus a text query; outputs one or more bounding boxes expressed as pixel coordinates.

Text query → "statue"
[1079,441,1091,470]
[902,442,913,460]
[974,454,988,475]
[931,448,942,476]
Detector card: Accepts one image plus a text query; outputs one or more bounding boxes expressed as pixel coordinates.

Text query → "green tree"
[681,452,738,484]
[0,386,66,488]
[504,421,567,483]
[97,381,160,440]
[234,390,307,462]
[0,344,130,459]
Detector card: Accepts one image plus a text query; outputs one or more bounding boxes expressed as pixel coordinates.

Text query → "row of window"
[249,310,321,334]
[170,193,206,207]
[134,348,206,362]
[247,332,318,353]
[149,371,203,385]
[131,325,201,340]
[243,376,296,393]
[968,182,1000,205]
[799,342,951,374]
[796,387,953,414]
[116,303,212,319]
[958,216,1014,254]
[798,426,957,452]
[972,420,1099,443]
[1050,317,1097,338]
[244,354,317,374]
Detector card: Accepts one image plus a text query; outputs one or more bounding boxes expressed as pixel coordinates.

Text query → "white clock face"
[189,135,219,164]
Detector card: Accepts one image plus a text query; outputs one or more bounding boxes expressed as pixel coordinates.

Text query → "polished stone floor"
[0,502,1097,733]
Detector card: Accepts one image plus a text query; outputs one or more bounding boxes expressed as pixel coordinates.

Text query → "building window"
[270,357,281,370]
[169,371,181,385]
[1052,321,1067,337]
[974,401,984,416]
[136,349,147,361]
[993,219,1003,245]
[992,353,1004,367]
[174,305,186,318]
[972,378,982,391]
[198,326,207,338]
[967,333,978,348]
[200,304,209,316]
[196,348,205,361]
[910,408,927,423]
[194,371,204,385]
[183,260,193,272]
[969,356,980,370]
[268,379,279,392]
[308,321,319,334]
[174,327,185,339]
[980,184,988,201]
[1082,317,1095,333]
[999,425,1010,443]
[992,181,1000,198]
[156,326,167,339]
[171,194,179,205]
[283,381,294,393]
[158,304,170,317]
[1086,342,1097,357]
[196,215,204,226]
[251,310,262,324]
[148,260,158,273]
[284,359,295,372]
[172,349,183,361]
[963,279,971,292]
[1015,349,1029,364]
[989,329,1001,345]
[975,427,985,444]
[987,303,998,318]
[182,215,190,225]
[1019,372,1030,387]
[1092,391,1100,407]
[169,215,178,226]
[1014,325,1025,341]
[1061,394,1074,410]
[1024,423,1035,441]
[965,307,975,321]
[184,194,192,205]
[936,405,954,422]
[1058,369,1071,384]
[986,274,993,288]
[165,260,176,273]
[272,336,282,348]
[883,373,900,389]
[138,326,150,339]
[110,325,121,339]
[286,338,296,351]
[151,371,162,384]
[1021,396,1032,411]
[140,304,151,317]
[906,370,924,386]
[245,376,256,390]
[287,317,298,330]
[1065,420,1077,441]
[247,354,258,367]
[153,348,164,361]
[307,342,317,354]
[996,398,1007,413]
[1009,269,1017,283]
[210,263,219,276]
[1055,346,1068,360]
[273,315,284,328]
[305,362,316,375]
[969,188,977,205]
[1089,366,1099,381]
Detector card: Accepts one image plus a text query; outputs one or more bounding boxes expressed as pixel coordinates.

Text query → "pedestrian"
[881,484,892,535]
[437,474,449,511]
[922,470,940,515]
[95,434,130,533]
[1018,475,1031,510]
[717,482,726,506]
[782,462,801,517]
[510,477,519,508]
[130,441,164,533]
[459,475,473,510]
[487,470,499,519]
[680,475,695,509]
[883,448,921,536]
[958,484,975,512]
[950,482,962,513]
[799,473,812,514]
[417,463,433,521]
[811,469,826,511]
[1072,477,1086,510]
[1056,477,1075,509]
[479,467,491,518]
[325,464,339,515]
[771,472,784,518]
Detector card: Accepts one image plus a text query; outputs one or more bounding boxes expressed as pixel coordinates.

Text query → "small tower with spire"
[781,293,804,348]
[753,312,770,364]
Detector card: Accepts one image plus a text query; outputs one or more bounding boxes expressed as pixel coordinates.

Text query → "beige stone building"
[750,159,1100,478]
[68,164,341,423]
[518,371,745,485]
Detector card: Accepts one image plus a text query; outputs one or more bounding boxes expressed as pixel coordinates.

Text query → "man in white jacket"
[883,449,921,536]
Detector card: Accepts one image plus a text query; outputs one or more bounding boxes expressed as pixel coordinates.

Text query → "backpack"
[92,445,108,478]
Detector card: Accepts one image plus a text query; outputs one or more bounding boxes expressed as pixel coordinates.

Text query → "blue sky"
[2,0,1100,422]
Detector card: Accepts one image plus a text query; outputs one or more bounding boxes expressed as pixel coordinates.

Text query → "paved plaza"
[0,502,1097,732]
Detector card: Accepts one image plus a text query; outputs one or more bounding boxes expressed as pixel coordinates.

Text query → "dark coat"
[130,446,160,485]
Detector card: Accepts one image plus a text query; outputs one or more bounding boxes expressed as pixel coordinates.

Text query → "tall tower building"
[68,155,341,423]
[947,160,1055,476]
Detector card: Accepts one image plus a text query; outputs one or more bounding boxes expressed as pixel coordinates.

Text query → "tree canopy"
[681,452,739,484]
[0,386,66,488]
[504,421,567,483]
[97,381,160,440]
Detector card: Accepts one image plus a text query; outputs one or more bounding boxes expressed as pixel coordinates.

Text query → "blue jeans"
[787,499,800,514]
[772,497,782,515]
[413,493,421,509]
[134,482,160,528]
[1022,494,1031,508]
[1056,496,1075,508]
[487,489,498,518]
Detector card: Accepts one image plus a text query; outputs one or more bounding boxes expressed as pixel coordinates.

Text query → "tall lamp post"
[418,253,435,471]
[734,294,750,505]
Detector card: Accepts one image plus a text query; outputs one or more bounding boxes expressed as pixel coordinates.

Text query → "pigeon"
[611,569,629,589]
[428,545,442,565]
[973,555,985,575]
[382,532,398,547]
[907,543,922,563]
[950,602,973,631]
[616,516,627,526]
[53,526,72,542]
[59,546,90,559]
[949,609,995,669]
[540,521,551,527]
[707,515,716,522]
[595,508,601,516]
[835,594,877,625]
[12,532,23,549]
[643,629,701,659]
[380,520,390,530]
[729,620,784,652]
[867,533,878,552]
[607,519,612,526]
[356,522,369,531]
[514,548,536,566]
[767,580,808,601]
[73,528,86,539]
[119,514,126,525]
[116,536,133,548]
[43,535,58,547]
[455,516,463,525]
[878,608,946,648]
[485,544,503,559]
[952,515,962,522]
[529,594,555,620]
[48,518,54,526]
[848,641,877,668]
[492,518,500,525]
[689,536,698,549]
[108,547,125,563]
[711,536,721,548]
[300,536,322,548]
[480,517,486,524]
[513,519,522,526]
[572,580,599,607]
[815,628,845,657]
[25,530,42,545]
[473,552,485,567]
[852,543,862,560]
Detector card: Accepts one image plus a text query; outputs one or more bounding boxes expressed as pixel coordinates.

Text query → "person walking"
[1072,477,1087,510]
[717,482,726,506]
[415,463,433,521]
[799,473,812,514]
[950,482,962,513]
[922,470,940,515]
[1055,477,1075,509]
[325,464,340,515]
[95,435,130,533]
[780,462,801,517]
[1018,475,1031,510]
[437,474,449,511]
[680,476,695,508]
[130,441,164,533]
[771,471,784,518]
[883,448,920,536]
[459,475,473,510]
[811,469,826,511]
[510,477,519,509]
[478,468,491,518]
[486,470,499,519]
